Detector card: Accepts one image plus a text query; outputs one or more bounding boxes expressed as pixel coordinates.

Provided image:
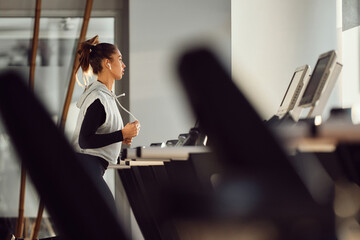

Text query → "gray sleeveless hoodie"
[72,81,123,164]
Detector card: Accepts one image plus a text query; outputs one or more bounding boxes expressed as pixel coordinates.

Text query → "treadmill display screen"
[299,55,330,106]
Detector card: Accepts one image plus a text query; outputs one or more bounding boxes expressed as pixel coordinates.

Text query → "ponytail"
[78,35,100,74]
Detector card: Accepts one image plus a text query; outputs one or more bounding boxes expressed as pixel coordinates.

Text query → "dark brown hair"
[77,35,118,75]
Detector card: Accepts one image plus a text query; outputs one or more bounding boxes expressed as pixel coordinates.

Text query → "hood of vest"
[76,81,113,109]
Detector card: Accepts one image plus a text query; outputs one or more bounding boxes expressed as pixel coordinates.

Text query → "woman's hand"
[122,120,140,139]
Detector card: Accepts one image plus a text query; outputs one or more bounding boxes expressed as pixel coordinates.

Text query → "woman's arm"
[79,99,123,149]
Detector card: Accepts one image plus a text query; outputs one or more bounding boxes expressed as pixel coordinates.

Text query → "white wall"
[232,0,338,120]
[129,0,231,147]
[342,26,360,107]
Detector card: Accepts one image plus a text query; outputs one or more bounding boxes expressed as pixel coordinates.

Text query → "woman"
[72,35,139,210]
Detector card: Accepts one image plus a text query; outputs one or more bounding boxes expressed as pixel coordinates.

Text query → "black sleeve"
[79,99,124,149]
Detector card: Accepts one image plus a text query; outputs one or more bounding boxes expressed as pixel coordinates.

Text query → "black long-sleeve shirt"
[78,99,123,149]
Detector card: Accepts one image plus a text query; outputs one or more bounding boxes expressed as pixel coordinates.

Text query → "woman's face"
[110,49,126,80]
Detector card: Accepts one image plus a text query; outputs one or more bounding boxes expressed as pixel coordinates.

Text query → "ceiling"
[0,0,124,11]
[0,17,115,39]
[0,0,123,39]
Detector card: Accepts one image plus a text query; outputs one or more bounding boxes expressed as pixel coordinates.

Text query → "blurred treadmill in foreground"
[171,47,336,240]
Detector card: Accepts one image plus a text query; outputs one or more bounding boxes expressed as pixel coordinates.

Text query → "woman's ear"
[103,59,111,70]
